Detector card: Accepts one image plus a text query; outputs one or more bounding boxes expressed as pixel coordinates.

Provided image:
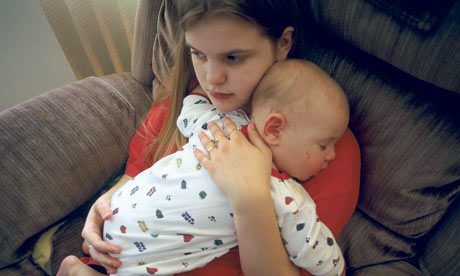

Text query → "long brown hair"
[147,0,308,163]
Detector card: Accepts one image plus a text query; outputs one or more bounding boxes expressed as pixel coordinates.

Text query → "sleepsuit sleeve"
[271,178,345,276]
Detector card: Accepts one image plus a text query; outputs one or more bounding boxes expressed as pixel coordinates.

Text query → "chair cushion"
[419,197,460,275]
[303,29,460,271]
[308,0,460,92]
[0,73,151,267]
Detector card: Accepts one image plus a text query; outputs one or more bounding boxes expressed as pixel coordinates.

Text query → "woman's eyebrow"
[185,43,253,55]
[185,43,200,51]
[222,49,254,56]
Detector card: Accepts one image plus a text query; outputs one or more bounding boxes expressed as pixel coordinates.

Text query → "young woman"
[70,1,360,275]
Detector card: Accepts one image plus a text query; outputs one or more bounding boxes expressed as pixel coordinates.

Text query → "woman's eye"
[191,51,206,60]
[226,55,241,64]
[319,144,327,151]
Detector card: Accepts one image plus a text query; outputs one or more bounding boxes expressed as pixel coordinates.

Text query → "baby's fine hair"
[250,59,349,118]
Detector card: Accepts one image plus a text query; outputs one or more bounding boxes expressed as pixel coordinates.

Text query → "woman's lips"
[210,91,232,100]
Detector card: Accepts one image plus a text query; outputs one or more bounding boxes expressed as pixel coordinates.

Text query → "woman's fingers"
[82,199,120,252]
[193,146,212,171]
[93,194,113,221]
[222,117,241,139]
[87,245,122,273]
[81,226,121,255]
[81,197,122,272]
[90,234,121,255]
[207,121,229,144]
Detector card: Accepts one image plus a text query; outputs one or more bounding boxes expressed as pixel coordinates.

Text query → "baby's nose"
[326,148,336,161]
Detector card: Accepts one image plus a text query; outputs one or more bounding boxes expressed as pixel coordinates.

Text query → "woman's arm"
[80,101,173,273]
[194,118,300,276]
[234,190,300,276]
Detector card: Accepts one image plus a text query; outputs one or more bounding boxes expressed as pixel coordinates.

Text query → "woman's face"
[185,14,278,112]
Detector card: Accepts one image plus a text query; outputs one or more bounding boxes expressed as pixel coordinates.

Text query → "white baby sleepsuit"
[103,94,344,276]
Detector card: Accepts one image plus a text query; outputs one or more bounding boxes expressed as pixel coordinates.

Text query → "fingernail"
[111,261,122,267]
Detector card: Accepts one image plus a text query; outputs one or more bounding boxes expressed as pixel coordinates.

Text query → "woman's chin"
[214,105,236,113]
[209,99,241,113]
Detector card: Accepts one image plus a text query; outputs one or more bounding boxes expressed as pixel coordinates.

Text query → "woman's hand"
[194,117,299,275]
[193,117,272,210]
[80,174,132,273]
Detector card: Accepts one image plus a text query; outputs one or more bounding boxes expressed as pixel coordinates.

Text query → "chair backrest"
[131,0,179,89]
[131,0,160,86]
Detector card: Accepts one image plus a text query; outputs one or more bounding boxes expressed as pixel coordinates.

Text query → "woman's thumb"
[96,196,113,221]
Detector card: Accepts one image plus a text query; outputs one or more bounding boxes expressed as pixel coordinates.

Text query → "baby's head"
[250,59,349,181]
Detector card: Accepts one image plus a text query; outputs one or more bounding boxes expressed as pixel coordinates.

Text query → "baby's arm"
[273,179,345,276]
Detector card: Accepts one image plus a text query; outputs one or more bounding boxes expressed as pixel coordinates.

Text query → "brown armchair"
[1,0,458,275]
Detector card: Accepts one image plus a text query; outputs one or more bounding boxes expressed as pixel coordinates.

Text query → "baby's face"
[271,108,348,182]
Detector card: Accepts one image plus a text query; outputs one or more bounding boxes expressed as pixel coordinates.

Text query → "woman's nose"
[206,62,226,85]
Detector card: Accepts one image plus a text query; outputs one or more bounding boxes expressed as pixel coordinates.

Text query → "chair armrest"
[0,73,152,267]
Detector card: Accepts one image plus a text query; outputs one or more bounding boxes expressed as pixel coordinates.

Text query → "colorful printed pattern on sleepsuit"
[103,95,344,276]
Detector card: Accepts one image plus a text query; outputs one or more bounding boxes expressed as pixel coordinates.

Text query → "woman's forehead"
[184,14,267,49]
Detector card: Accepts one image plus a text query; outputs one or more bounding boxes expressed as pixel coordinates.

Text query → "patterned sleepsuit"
[103,95,344,276]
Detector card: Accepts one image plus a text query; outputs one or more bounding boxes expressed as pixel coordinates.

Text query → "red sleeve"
[125,100,172,177]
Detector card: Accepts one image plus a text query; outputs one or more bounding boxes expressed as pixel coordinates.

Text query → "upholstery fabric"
[366,0,456,31]
[49,207,89,275]
[308,0,460,92]
[303,28,460,271]
[1,0,459,275]
[0,73,151,267]
[352,261,422,276]
[419,196,460,275]
[131,0,162,86]
[0,257,44,276]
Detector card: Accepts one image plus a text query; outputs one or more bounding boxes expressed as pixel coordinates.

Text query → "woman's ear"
[276,26,294,61]
[262,113,287,146]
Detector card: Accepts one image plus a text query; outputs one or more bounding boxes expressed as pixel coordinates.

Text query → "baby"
[64,59,349,276]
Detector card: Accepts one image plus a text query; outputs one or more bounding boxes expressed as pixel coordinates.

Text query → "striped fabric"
[131,0,162,86]
[304,31,460,273]
[1,0,459,275]
[307,0,460,93]
[0,73,151,269]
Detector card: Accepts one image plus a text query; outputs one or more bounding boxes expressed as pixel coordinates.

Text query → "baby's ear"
[262,113,286,146]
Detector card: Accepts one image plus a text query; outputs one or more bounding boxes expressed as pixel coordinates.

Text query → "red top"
[126,101,361,276]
